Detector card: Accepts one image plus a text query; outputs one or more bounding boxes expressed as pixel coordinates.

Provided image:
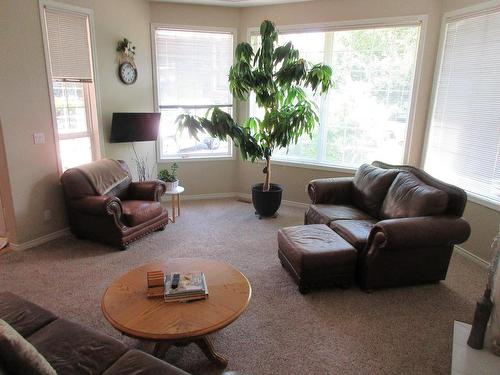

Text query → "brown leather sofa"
[305,161,471,290]
[61,159,168,250]
[0,292,188,375]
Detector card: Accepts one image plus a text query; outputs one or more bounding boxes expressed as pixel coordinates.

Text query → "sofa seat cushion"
[0,292,57,337]
[305,204,373,225]
[102,350,190,375]
[330,220,377,251]
[380,172,449,219]
[352,164,399,217]
[121,200,163,227]
[0,319,56,375]
[27,318,128,375]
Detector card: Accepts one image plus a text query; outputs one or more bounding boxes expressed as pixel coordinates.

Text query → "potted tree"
[177,20,333,218]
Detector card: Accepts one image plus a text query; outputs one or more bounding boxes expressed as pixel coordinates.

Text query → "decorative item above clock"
[116,38,137,85]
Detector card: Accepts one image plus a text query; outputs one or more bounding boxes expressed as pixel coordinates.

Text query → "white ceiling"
[153,0,313,7]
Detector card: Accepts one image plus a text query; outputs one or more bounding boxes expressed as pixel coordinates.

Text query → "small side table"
[164,186,184,223]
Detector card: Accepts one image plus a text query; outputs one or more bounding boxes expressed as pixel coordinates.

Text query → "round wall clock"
[119,62,137,84]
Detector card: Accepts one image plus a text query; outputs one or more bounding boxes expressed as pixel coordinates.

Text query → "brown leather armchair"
[306,161,471,290]
[60,159,168,250]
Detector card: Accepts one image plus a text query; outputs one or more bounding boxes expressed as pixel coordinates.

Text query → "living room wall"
[0,0,68,245]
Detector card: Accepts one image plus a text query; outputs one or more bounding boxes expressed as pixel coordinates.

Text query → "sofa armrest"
[71,196,123,217]
[307,177,353,204]
[129,180,167,202]
[369,216,471,251]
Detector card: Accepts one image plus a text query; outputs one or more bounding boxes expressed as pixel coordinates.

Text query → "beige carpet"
[0,199,486,375]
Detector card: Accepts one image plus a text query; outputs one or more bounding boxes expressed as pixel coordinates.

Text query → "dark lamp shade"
[109,112,160,143]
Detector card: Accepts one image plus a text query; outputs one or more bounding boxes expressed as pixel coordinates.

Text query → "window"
[153,27,234,160]
[41,4,99,172]
[249,22,422,169]
[424,6,500,207]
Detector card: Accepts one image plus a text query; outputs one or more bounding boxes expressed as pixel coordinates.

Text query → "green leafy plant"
[116,38,136,57]
[158,163,178,182]
[177,20,333,191]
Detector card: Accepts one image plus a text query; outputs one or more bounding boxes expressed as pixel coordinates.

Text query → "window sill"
[158,155,235,163]
[249,158,358,175]
[466,192,500,212]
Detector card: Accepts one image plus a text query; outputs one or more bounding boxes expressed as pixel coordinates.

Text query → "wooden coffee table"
[101,258,251,367]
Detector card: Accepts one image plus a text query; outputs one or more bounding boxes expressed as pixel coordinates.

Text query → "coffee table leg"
[153,342,171,359]
[194,336,228,367]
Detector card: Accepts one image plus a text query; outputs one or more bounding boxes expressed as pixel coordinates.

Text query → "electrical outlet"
[43,209,51,221]
[33,133,45,144]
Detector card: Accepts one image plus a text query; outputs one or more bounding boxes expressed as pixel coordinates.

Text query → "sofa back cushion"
[380,172,449,219]
[0,319,56,375]
[60,159,132,201]
[352,164,399,217]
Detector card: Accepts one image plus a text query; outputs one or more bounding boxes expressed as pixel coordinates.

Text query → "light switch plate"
[33,132,45,144]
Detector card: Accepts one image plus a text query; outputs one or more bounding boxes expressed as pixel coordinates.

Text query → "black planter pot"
[252,183,283,218]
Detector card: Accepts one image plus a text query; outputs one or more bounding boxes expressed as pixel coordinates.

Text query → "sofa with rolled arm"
[0,292,188,375]
[60,159,168,250]
[305,161,471,290]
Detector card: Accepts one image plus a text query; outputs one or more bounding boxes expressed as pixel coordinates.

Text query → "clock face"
[119,62,137,84]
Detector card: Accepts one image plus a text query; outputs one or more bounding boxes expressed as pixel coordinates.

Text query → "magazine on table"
[164,272,208,302]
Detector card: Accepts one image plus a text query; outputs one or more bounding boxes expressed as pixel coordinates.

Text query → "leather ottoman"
[278,224,357,294]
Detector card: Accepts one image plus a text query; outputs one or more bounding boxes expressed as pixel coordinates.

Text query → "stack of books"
[164,272,209,303]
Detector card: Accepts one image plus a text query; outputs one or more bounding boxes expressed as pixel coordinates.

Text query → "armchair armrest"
[307,177,353,204]
[129,180,167,201]
[369,216,471,251]
[70,196,122,217]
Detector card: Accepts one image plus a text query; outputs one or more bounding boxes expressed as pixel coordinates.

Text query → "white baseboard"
[10,228,70,251]
[161,192,238,202]
[236,193,308,208]
[454,245,489,269]
[161,191,309,209]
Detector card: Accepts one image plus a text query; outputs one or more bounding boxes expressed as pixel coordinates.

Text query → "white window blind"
[44,7,92,81]
[424,8,500,205]
[155,29,233,107]
[154,28,233,159]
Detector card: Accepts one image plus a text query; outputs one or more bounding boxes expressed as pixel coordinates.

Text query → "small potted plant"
[158,163,179,191]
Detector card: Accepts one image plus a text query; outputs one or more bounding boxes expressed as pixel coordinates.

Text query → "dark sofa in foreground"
[0,292,188,375]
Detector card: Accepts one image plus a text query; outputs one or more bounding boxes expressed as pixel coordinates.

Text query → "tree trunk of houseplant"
[252,157,283,218]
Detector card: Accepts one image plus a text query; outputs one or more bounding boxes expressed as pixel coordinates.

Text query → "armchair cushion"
[380,172,448,219]
[76,159,129,195]
[305,204,373,225]
[352,164,399,217]
[129,180,166,202]
[330,219,377,251]
[121,201,163,227]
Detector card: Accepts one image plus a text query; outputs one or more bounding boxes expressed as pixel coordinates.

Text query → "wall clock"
[119,62,137,85]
